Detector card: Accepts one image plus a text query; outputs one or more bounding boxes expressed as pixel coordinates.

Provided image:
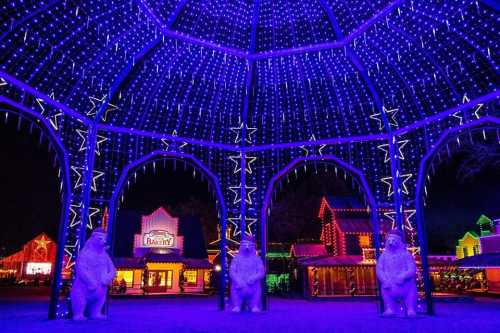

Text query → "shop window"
[184,270,197,286]
[116,270,134,286]
[204,271,210,285]
[166,270,173,288]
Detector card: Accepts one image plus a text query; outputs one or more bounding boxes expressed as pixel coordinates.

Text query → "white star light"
[161,138,170,150]
[381,172,412,197]
[384,210,415,232]
[229,183,257,204]
[69,202,82,227]
[71,166,104,192]
[34,92,56,116]
[245,217,258,236]
[462,94,483,120]
[161,130,188,151]
[299,135,326,156]
[64,240,79,269]
[49,112,63,130]
[227,215,258,237]
[228,153,257,174]
[76,129,108,155]
[87,95,119,121]
[230,123,257,144]
[0,77,7,86]
[370,106,398,130]
[87,207,100,230]
[377,140,409,163]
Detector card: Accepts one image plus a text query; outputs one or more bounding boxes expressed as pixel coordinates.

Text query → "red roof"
[336,218,392,234]
[336,219,372,233]
[290,244,327,257]
[298,255,366,267]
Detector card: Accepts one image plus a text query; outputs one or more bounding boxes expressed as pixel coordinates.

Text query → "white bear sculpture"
[376,229,418,317]
[70,227,116,320]
[229,235,265,312]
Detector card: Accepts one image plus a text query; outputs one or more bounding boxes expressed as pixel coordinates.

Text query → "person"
[119,278,127,294]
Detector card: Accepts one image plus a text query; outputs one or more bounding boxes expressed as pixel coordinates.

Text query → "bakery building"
[113,207,212,295]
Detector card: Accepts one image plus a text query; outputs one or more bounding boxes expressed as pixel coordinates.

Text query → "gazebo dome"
[1,1,497,144]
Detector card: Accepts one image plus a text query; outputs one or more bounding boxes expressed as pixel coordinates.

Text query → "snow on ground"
[0,296,498,333]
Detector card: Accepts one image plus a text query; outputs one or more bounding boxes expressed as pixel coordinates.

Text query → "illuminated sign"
[26,262,52,275]
[143,230,175,248]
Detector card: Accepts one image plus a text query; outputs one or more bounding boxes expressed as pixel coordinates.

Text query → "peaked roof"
[476,214,493,226]
[298,255,366,267]
[325,196,364,209]
[458,231,480,242]
[290,243,327,258]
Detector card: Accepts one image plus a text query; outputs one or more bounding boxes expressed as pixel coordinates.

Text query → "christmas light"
[0,0,497,318]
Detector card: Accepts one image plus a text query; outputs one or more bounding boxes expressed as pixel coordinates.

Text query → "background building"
[113,207,212,295]
[0,233,56,283]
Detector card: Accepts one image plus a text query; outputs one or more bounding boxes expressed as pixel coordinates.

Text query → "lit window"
[184,270,197,285]
[116,270,133,285]
[359,235,370,248]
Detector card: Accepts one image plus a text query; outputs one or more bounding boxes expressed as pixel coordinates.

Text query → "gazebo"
[0,0,498,319]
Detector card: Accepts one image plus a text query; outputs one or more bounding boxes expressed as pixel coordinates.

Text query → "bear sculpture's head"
[385,229,405,253]
[238,235,257,257]
[85,227,108,253]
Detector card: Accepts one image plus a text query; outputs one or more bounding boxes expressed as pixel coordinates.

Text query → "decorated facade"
[456,217,500,294]
[0,233,57,282]
[113,207,212,295]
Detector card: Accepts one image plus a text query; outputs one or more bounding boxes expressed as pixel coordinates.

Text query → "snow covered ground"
[0,296,498,333]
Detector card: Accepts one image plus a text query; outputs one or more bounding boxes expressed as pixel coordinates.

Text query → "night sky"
[0,115,499,258]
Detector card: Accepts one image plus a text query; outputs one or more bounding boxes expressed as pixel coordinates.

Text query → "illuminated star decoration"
[384,209,417,246]
[69,202,82,227]
[71,166,105,192]
[86,206,100,230]
[384,209,415,232]
[300,134,327,157]
[462,94,483,120]
[230,123,257,144]
[229,183,257,204]
[35,235,51,250]
[228,153,257,174]
[35,93,63,130]
[0,77,7,86]
[69,202,100,229]
[76,129,108,155]
[87,95,119,121]
[64,240,79,269]
[48,112,63,130]
[209,224,240,258]
[377,139,409,163]
[381,172,412,197]
[228,215,258,237]
[370,106,398,130]
[161,130,188,151]
[35,92,55,116]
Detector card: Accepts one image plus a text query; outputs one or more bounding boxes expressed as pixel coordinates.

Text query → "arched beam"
[0,96,72,320]
[415,115,500,315]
